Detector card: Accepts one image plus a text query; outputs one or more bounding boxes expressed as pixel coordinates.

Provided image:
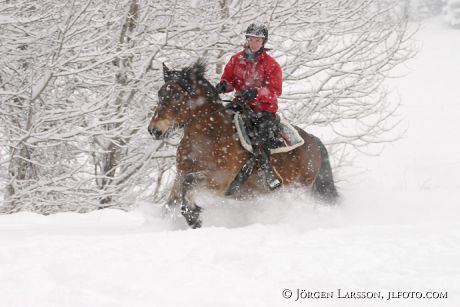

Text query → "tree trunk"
[98,0,139,205]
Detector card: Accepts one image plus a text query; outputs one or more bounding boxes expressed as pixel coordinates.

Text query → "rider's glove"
[225,96,244,113]
[241,88,257,101]
[215,81,227,94]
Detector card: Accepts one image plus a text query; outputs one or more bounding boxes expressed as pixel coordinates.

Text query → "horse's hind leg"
[313,138,339,203]
[181,172,204,229]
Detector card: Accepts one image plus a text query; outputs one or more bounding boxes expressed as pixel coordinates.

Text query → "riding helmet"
[245,23,268,43]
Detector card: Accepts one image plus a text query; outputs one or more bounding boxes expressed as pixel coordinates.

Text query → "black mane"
[181,59,207,81]
[175,60,220,103]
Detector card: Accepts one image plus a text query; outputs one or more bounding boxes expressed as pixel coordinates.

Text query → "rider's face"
[247,36,264,52]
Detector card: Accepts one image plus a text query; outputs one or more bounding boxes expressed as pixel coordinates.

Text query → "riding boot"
[255,146,282,190]
[225,157,256,196]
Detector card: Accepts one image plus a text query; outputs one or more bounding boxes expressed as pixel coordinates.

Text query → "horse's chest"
[178,135,213,165]
[178,133,233,170]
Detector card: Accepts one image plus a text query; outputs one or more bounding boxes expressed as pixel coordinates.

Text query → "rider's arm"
[255,60,282,107]
[220,55,237,93]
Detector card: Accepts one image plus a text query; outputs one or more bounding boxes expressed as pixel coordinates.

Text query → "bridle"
[167,79,223,127]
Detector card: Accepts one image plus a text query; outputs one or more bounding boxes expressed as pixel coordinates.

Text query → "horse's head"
[148,60,218,139]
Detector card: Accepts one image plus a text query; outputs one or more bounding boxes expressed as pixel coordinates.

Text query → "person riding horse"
[215,23,283,190]
[149,59,338,227]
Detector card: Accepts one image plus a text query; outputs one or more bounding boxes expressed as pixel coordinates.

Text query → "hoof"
[181,205,202,229]
[189,219,202,229]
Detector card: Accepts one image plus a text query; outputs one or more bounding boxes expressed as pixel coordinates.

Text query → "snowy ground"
[1,18,459,307]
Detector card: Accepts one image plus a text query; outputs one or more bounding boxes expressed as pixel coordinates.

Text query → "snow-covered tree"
[412,0,444,18]
[443,0,460,27]
[203,0,415,161]
[0,0,96,212]
[0,0,176,213]
[1,0,416,213]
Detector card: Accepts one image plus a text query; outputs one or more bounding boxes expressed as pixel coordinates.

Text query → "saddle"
[233,113,304,154]
[225,113,304,196]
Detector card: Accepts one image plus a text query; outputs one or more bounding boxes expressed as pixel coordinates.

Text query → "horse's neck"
[185,103,232,137]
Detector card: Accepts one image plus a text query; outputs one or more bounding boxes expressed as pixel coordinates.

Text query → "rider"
[215,23,282,190]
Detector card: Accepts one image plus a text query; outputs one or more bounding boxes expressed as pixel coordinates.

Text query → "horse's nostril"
[154,130,162,138]
[148,127,163,139]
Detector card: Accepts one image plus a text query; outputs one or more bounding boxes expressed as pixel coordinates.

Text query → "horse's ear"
[163,63,172,82]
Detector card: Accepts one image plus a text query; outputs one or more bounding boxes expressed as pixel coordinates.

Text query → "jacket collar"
[241,48,266,63]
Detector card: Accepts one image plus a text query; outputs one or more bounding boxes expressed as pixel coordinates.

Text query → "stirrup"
[263,164,282,190]
[266,173,282,190]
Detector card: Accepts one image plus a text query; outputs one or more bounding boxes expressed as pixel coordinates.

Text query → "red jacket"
[220,49,282,113]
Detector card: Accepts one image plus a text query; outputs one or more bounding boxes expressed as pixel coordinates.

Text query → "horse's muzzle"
[148,127,164,139]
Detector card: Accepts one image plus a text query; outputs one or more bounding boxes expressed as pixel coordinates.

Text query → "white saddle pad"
[233,113,304,154]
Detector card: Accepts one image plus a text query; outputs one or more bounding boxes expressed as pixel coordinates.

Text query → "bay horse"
[148,60,338,228]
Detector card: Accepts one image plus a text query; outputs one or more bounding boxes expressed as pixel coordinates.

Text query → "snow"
[1,17,459,307]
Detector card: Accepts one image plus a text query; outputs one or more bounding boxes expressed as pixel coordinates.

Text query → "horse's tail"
[312,136,339,204]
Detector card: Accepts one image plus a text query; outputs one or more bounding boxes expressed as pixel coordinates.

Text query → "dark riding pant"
[247,111,281,189]
[248,112,276,146]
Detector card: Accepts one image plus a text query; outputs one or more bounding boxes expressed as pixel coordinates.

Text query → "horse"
[148,60,338,228]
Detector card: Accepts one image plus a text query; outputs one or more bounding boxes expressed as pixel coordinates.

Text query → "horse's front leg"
[162,176,183,218]
[181,172,205,229]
